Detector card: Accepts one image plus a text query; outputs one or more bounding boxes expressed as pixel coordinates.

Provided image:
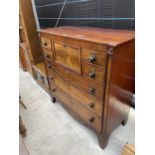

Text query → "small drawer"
[82,48,107,68]
[69,84,102,118]
[82,63,105,85]
[41,37,51,49]
[42,49,53,61]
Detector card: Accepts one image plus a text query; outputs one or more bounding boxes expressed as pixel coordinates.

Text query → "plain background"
[0,0,155,155]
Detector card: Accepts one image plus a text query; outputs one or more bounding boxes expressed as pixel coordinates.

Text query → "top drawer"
[41,37,51,50]
[82,48,107,68]
[53,42,81,74]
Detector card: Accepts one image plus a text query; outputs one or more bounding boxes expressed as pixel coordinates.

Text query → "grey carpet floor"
[19,69,135,155]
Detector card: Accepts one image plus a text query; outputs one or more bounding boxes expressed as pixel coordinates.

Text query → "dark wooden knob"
[88,54,96,62]
[88,87,95,94]
[44,42,47,46]
[46,54,50,58]
[50,77,54,80]
[47,64,51,68]
[88,102,95,109]
[52,88,57,92]
[88,72,95,78]
[88,117,95,124]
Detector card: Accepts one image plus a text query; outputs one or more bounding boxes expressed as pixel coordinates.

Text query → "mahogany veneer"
[38,26,135,149]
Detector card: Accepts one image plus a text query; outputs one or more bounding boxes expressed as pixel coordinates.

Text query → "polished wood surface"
[38,26,134,47]
[39,26,135,149]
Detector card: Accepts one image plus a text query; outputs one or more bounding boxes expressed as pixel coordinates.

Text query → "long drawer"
[51,84,102,133]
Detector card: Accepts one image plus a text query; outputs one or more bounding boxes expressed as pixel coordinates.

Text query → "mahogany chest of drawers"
[38,27,135,149]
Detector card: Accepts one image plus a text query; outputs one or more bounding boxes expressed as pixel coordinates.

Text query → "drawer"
[70,97,102,133]
[82,63,105,85]
[53,42,81,74]
[50,76,69,94]
[41,37,51,49]
[69,84,102,118]
[42,49,53,61]
[82,48,107,68]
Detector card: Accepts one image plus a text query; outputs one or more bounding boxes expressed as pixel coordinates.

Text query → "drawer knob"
[46,55,50,58]
[88,102,95,109]
[88,55,96,62]
[88,117,95,124]
[88,87,95,94]
[51,88,57,92]
[88,72,95,78]
[47,64,51,68]
[50,77,54,80]
[44,42,48,46]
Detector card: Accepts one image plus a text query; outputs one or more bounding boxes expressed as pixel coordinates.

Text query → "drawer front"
[70,97,102,133]
[43,49,53,61]
[41,37,51,49]
[53,42,81,73]
[82,48,107,68]
[82,63,105,84]
[69,84,102,117]
[51,77,69,94]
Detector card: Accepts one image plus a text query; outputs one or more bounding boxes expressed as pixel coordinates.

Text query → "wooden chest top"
[38,26,135,47]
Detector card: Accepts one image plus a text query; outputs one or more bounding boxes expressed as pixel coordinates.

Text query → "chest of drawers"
[38,27,135,149]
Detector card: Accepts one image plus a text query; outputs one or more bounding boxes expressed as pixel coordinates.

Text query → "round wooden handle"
[88,88,95,94]
[47,64,51,68]
[44,42,48,46]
